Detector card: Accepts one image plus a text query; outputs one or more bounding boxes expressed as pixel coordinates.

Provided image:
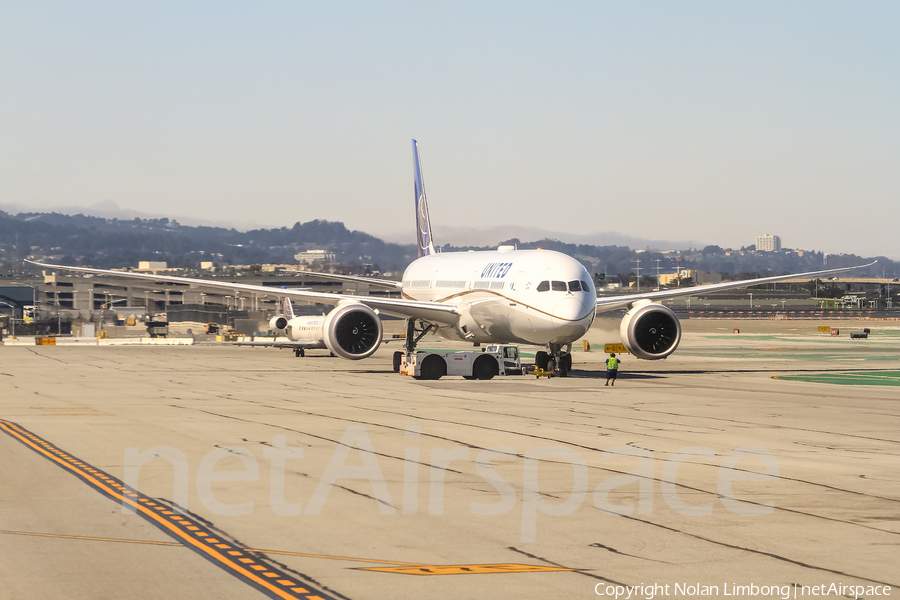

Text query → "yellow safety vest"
[607,357,618,369]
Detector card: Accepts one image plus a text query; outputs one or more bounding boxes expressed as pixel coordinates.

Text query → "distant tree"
[678,277,694,287]
[801,280,819,296]
[732,271,763,282]
[821,284,844,298]
[702,245,724,256]
[639,275,657,288]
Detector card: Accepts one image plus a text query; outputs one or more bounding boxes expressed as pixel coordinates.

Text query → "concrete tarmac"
[1,320,898,600]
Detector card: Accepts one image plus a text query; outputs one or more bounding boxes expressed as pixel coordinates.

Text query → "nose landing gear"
[535,343,573,377]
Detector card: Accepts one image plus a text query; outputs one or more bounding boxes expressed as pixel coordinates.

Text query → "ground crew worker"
[605,353,621,386]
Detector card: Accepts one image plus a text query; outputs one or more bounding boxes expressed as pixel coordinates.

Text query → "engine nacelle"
[619,301,681,360]
[322,302,383,360]
[269,315,288,331]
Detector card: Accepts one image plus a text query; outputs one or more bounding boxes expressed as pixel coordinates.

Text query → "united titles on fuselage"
[480,262,514,279]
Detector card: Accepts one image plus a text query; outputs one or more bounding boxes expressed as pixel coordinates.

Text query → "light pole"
[749,293,753,309]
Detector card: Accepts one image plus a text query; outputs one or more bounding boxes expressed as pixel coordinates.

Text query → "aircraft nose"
[552,296,590,336]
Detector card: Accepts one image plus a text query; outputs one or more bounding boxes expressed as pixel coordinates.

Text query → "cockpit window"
[536,280,550,292]
[568,280,582,292]
[581,280,590,292]
[551,281,567,292]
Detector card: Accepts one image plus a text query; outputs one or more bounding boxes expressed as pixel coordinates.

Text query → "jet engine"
[322,302,383,360]
[269,315,288,331]
[619,301,682,360]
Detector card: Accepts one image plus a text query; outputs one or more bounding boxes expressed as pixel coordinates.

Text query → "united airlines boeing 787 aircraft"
[29,140,873,378]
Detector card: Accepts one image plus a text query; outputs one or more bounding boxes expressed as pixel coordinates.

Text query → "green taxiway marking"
[776,371,900,386]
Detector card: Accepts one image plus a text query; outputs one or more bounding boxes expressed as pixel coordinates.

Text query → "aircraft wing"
[210,340,327,349]
[595,261,877,314]
[215,336,406,348]
[25,260,458,325]
[293,271,403,289]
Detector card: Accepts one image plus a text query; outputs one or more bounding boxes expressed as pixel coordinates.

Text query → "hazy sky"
[2,2,898,257]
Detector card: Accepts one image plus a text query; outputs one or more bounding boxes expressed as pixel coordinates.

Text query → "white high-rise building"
[756,234,781,252]
[294,249,336,264]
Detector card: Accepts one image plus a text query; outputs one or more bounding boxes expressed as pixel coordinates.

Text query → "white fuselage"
[284,315,328,348]
[400,249,596,345]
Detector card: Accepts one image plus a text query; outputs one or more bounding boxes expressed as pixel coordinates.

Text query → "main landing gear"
[392,319,436,373]
[293,347,305,358]
[534,343,573,377]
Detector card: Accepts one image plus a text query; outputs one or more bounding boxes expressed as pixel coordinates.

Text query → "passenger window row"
[536,280,590,292]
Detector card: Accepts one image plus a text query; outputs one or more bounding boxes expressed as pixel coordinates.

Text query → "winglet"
[413,139,436,257]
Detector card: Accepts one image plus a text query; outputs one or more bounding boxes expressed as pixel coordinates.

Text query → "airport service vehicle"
[28,140,875,379]
[399,344,523,380]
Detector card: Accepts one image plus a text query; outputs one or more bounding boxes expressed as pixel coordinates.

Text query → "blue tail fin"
[412,139,436,257]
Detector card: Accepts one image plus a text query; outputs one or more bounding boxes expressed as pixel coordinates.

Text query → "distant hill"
[0,210,416,272]
[0,210,894,280]
[379,224,706,252]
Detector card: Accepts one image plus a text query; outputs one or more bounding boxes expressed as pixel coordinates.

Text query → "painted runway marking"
[0,420,576,579]
[0,529,575,576]
[0,419,336,600]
